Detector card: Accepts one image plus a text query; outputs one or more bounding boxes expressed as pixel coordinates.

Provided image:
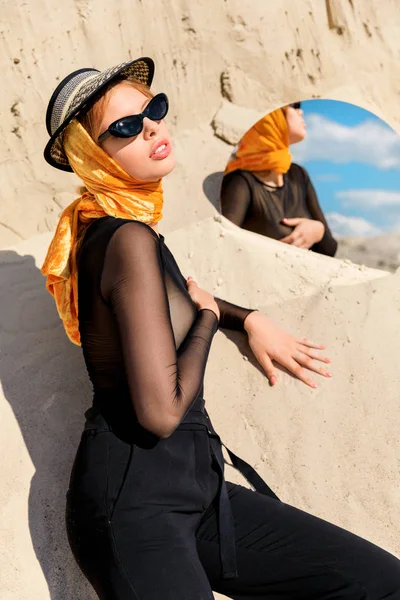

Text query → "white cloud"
[336,189,400,208]
[315,173,341,182]
[326,212,381,237]
[291,114,400,170]
[387,217,400,232]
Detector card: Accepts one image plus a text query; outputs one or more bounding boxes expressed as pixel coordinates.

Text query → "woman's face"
[98,82,176,181]
[286,106,306,145]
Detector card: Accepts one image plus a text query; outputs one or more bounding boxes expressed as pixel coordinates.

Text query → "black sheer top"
[220,163,337,256]
[77,217,254,438]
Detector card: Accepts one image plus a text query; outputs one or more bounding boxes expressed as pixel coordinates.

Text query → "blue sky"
[290,99,400,237]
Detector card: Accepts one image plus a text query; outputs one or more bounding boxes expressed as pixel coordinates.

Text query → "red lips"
[150,138,170,159]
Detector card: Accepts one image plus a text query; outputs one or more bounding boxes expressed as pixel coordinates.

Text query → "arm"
[185,278,332,390]
[218,172,256,329]
[220,172,252,227]
[214,297,257,331]
[101,223,218,439]
[303,169,338,256]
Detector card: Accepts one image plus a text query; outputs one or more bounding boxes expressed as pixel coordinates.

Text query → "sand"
[1,1,400,598]
[336,233,400,273]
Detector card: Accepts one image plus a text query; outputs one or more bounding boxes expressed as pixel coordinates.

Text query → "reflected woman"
[220,103,338,256]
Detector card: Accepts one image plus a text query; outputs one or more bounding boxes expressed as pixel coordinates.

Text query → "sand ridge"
[1,1,400,598]
[1,218,400,599]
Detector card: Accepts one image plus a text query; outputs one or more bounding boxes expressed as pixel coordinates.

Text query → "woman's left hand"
[243,311,332,388]
[280,217,324,249]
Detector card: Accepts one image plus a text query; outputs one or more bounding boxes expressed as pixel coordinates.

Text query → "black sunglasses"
[289,101,302,109]
[98,92,169,143]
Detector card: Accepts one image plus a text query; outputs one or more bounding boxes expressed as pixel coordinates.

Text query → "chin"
[126,154,177,182]
[156,154,177,178]
[290,131,306,145]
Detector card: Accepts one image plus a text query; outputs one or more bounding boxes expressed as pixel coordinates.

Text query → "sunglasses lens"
[107,94,169,139]
[148,94,169,120]
[114,115,143,137]
[290,102,301,109]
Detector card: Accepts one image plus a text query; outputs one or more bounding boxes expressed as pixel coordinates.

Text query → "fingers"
[284,358,318,388]
[281,231,304,247]
[291,237,306,248]
[281,221,314,248]
[282,217,303,226]
[186,276,198,288]
[258,353,278,386]
[297,239,311,249]
[280,233,296,244]
[290,231,308,247]
[294,351,333,378]
[297,337,326,350]
[298,347,331,364]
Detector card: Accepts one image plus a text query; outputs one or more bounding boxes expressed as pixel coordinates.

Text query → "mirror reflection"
[219,100,400,270]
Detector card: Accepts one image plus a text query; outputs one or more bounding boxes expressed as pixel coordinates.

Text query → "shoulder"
[289,162,309,178]
[107,219,160,258]
[224,169,251,182]
[289,162,311,181]
[82,217,158,254]
[288,163,311,189]
[222,169,253,192]
[99,220,163,295]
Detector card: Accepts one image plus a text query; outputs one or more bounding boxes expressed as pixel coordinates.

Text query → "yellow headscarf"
[224,108,292,176]
[41,119,164,346]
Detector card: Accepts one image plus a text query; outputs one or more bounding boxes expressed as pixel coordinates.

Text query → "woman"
[42,58,400,599]
[220,103,338,256]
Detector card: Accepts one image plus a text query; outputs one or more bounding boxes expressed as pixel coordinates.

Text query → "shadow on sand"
[0,247,295,599]
[202,171,224,212]
[0,250,95,599]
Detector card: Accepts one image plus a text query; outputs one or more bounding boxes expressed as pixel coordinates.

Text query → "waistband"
[82,400,279,580]
[83,397,208,433]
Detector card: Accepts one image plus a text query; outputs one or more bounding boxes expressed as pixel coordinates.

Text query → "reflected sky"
[290,99,400,237]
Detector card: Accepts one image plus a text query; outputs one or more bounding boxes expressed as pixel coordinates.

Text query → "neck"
[150,223,159,236]
[254,170,284,187]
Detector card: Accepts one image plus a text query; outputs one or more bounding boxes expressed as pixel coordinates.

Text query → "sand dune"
[1,1,400,598]
[336,233,400,273]
[1,217,400,600]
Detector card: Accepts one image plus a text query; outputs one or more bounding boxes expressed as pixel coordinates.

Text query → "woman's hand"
[244,311,332,388]
[280,217,324,249]
[186,277,220,321]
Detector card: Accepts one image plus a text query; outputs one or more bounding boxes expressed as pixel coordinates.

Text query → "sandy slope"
[1,0,400,598]
[1,217,400,600]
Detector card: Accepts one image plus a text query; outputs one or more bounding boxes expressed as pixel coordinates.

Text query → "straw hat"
[44,57,154,172]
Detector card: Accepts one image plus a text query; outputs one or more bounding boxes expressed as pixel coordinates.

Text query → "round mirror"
[216,99,400,271]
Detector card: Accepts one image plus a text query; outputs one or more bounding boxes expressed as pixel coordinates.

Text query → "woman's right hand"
[186,277,220,321]
[280,217,325,249]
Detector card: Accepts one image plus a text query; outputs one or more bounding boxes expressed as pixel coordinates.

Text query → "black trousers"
[66,406,400,600]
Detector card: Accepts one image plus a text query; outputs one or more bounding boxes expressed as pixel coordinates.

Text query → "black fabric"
[223,444,279,501]
[77,217,253,438]
[66,215,400,599]
[179,404,279,579]
[67,406,400,600]
[220,164,338,257]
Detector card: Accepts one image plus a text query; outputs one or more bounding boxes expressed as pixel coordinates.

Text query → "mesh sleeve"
[215,297,256,331]
[303,169,338,257]
[101,222,218,438]
[220,172,252,227]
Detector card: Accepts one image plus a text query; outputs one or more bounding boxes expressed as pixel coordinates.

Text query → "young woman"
[220,104,338,257]
[42,58,400,599]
